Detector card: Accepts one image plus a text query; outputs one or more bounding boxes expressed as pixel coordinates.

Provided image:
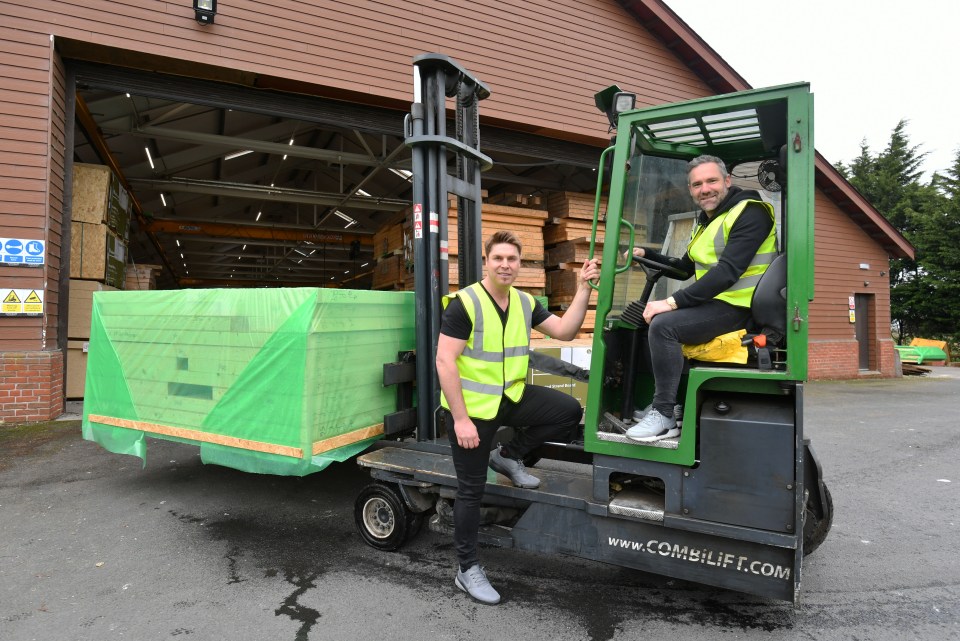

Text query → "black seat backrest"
[750,253,787,340]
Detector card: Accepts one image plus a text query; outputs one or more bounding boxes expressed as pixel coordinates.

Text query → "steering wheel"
[631,253,690,281]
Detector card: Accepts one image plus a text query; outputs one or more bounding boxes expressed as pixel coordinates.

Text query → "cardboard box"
[527,342,592,404]
[71,163,131,240]
[66,339,90,398]
[69,279,118,339]
[70,222,127,288]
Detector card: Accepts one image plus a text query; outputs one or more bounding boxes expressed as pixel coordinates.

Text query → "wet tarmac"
[1,370,958,640]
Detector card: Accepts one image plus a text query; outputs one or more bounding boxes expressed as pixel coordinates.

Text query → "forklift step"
[596,430,679,450]
[358,445,595,509]
[607,487,665,522]
[597,411,680,449]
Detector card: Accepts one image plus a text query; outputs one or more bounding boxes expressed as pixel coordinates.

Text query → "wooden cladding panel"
[0,0,711,144]
[808,191,892,340]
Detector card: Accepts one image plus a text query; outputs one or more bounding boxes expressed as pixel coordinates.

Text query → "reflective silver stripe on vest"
[459,287,505,362]
[713,224,727,260]
[695,260,714,272]
[697,250,775,274]
[504,345,529,358]
[460,378,504,395]
[725,272,764,291]
[519,291,533,338]
[748,251,777,268]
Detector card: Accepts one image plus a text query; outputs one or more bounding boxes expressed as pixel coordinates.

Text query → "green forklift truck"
[355,54,832,602]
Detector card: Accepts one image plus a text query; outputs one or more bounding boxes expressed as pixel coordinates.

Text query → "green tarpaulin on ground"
[82,287,415,475]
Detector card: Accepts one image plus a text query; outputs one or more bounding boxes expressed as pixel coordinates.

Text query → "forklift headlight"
[594,85,637,130]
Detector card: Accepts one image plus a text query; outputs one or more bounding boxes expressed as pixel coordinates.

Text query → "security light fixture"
[194,0,216,24]
[594,84,637,131]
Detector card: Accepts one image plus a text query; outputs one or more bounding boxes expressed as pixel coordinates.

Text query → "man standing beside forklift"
[626,154,778,442]
[436,230,600,604]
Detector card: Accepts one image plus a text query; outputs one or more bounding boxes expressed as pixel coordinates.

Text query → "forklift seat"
[685,253,787,369]
[747,253,787,341]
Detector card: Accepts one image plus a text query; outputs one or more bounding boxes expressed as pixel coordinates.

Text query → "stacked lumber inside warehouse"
[543,192,607,337]
[371,214,410,291]
[370,190,638,340]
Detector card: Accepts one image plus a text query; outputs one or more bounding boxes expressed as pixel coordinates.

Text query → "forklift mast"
[404,54,492,441]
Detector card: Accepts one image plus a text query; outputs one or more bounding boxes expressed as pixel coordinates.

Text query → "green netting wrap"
[81,287,415,475]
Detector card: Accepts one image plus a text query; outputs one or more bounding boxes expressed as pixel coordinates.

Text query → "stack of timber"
[446,197,547,297]
[543,192,607,337]
[70,163,131,290]
[82,287,416,476]
[66,280,118,399]
[124,264,162,291]
[371,213,411,291]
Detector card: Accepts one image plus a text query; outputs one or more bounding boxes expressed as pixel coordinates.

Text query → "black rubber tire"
[354,482,412,551]
[802,482,833,556]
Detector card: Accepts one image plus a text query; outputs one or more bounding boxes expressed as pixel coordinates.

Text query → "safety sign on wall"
[1,289,44,316]
[1,237,45,266]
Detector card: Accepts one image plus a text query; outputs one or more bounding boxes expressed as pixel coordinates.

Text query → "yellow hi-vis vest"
[440,282,534,420]
[687,199,777,308]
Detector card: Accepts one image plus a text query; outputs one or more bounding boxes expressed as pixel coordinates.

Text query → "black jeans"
[444,384,582,570]
[647,299,752,416]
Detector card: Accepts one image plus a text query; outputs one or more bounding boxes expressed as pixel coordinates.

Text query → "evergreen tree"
[848,120,960,341]
[906,150,960,344]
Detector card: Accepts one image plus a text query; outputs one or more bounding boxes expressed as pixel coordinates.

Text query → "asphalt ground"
[1,370,958,641]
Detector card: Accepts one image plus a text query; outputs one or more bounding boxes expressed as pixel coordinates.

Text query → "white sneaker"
[625,409,679,442]
[456,564,501,605]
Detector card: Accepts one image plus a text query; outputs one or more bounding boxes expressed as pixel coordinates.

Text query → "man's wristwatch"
[666,296,678,310]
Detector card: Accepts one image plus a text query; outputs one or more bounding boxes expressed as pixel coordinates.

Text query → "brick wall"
[0,350,64,425]
[808,340,859,380]
[808,339,898,380]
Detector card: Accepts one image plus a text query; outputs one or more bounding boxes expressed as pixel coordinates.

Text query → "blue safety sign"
[1,237,45,266]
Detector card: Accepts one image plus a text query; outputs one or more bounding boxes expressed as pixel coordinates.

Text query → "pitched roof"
[617,0,914,259]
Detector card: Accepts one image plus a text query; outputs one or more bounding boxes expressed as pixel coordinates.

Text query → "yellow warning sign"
[23,290,42,313]
[1,288,43,316]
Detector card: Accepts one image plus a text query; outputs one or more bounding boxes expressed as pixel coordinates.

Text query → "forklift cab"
[584,83,815,468]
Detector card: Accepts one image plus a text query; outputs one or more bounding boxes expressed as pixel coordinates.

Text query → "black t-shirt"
[439,285,551,340]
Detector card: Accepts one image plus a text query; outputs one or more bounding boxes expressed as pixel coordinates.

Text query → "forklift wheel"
[802,482,833,556]
[354,482,419,551]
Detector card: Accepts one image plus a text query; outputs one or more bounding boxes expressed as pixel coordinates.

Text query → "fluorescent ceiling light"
[333,210,357,229]
[175,239,180,247]
[145,147,155,169]
[224,149,254,160]
[256,211,262,221]
[356,189,371,197]
[389,168,413,181]
[160,193,167,206]
[361,262,369,268]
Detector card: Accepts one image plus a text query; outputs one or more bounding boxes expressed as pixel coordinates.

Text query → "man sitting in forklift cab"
[625,154,777,443]
[436,230,600,605]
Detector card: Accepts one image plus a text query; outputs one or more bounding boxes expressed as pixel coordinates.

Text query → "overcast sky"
[663,0,958,180]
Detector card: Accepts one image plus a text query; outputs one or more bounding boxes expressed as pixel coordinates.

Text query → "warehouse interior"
[71,64,605,290]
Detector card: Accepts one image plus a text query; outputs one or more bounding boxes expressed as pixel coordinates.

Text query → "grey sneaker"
[489,446,540,489]
[456,564,501,605]
[625,409,679,442]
